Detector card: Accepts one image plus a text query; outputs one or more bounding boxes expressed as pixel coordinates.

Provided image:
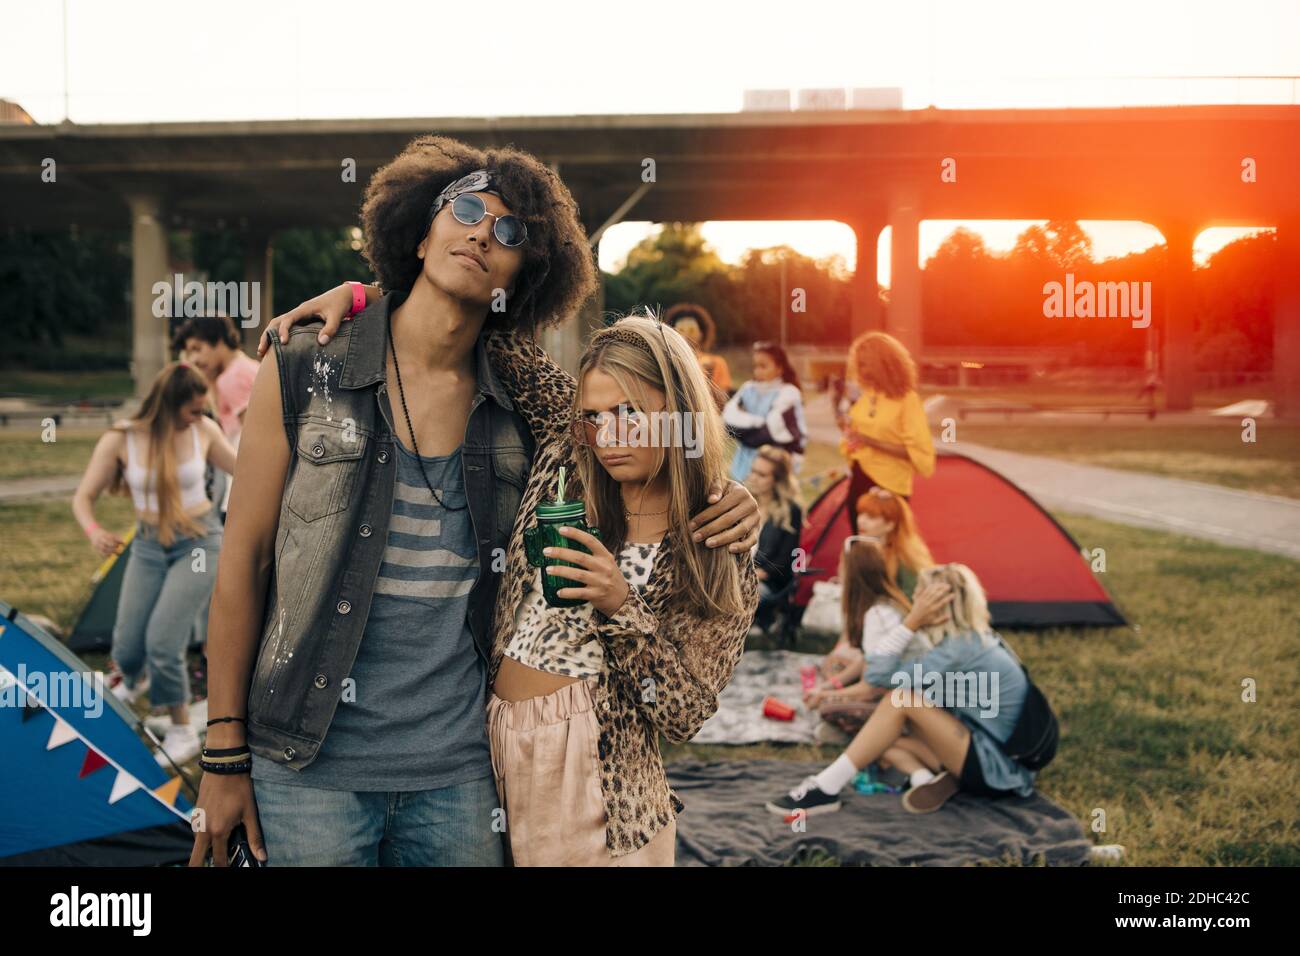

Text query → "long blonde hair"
[574,313,744,618]
[916,563,995,646]
[754,444,801,534]
[109,362,211,547]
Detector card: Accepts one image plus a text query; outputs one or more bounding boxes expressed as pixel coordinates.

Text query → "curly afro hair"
[360,135,598,333]
[663,302,718,351]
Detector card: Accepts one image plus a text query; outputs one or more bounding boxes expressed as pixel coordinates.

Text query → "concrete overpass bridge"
[2,106,1298,416]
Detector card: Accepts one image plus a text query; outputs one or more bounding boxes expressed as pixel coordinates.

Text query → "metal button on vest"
[313,674,329,689]
[377,450,389,464]
[359,524,372,537]
[337,599,351,614]
[283,747,296,760]
[312,442,324,457]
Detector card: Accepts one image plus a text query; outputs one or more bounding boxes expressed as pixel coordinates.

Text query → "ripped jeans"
[110,509,222,708]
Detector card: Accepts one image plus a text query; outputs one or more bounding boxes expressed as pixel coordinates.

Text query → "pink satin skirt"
[487,677,676,867]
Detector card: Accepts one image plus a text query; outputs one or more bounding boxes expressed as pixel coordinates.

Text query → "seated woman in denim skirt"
[768,563,1037,816]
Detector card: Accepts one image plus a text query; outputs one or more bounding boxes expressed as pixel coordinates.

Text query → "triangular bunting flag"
[46,717,78,750]
[153,775,182,807]
[79,747,110,779]
[21,691,42,722]
[108,769,143,805]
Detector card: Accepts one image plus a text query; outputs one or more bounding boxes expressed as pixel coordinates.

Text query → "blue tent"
[0,599,193,865]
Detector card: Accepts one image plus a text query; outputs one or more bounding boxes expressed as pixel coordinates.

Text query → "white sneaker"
[105,670,149,705]
[145,699,208,738]
[154,723,201,767]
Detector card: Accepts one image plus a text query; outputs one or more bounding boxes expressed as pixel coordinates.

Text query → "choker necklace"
[625,506,668,517]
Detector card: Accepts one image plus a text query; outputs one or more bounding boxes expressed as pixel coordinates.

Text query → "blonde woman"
[743,445,802,633]
[769,563,1038,817]
[839,331,935,528]
[481,313,758,865]
[72,362,238,765]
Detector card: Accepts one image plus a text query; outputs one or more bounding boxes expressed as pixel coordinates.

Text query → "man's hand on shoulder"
[689,478,760,553]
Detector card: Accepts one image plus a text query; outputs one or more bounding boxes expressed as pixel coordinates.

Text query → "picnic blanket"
[669,759,1092,866]
[692,650,823,744]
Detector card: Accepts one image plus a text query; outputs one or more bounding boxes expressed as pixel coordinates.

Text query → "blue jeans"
[111,509,222,708]
[252,774,506,866]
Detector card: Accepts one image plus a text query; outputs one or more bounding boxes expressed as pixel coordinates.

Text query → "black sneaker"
[766,776,843,816]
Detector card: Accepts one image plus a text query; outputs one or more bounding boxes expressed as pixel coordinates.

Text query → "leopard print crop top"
[504,541,661,679]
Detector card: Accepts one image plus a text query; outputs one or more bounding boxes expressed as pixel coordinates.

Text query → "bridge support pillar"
[126,193,169,401]
[887,198,923,358]
[1161,223,1196,412]
[242,231,274,352]
[1275,222,1300,421]
[849,217,884,342]
[540,237,601,377]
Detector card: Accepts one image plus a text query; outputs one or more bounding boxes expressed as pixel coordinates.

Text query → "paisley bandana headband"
[425,169,505,237]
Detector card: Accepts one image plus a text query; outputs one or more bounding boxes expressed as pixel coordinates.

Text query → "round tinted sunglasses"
[448,192,528,247]
[570,406,666,448]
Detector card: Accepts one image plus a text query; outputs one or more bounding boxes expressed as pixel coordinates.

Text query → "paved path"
[4,395,1299,561]
[805,394,1300,561]
[0,475,81,504]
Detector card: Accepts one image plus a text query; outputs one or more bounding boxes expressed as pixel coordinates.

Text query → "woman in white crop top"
[72,361,238,766]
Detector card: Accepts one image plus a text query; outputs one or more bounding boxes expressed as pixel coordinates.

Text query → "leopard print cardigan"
[482,328,759,857]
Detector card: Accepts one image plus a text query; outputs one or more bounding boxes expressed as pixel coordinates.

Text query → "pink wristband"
[84,522,100,537]
[346,281,366,319]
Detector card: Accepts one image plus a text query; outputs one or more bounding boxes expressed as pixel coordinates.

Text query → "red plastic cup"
[763,696,796,721]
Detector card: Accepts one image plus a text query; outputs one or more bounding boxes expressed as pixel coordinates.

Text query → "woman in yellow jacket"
[838,332,935,529]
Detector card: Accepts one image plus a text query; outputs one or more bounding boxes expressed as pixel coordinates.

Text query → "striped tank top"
[251,440,491,790]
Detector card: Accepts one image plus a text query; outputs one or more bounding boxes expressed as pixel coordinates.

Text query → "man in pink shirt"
[173,316,260,668]
[175,316,259,441]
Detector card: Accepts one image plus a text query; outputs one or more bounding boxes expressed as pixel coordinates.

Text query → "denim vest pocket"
[286,419,368,522]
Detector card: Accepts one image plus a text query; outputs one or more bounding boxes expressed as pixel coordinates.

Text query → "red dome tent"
[795,452,1127,628]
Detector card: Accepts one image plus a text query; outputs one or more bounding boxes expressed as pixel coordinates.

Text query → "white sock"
[910,768,936,788]
[814,755,858,796]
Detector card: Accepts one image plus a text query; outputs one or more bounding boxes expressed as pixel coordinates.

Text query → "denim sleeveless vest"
[247,291,533,770]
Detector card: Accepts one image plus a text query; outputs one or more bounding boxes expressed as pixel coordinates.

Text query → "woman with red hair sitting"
[813,489,936,740]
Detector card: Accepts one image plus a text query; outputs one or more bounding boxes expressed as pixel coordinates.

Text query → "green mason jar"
[522,499,603,608]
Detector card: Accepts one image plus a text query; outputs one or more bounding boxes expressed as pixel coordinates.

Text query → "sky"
[5,0,1296,274]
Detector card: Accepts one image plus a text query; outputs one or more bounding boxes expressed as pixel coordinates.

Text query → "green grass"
[0,428,117,482]
[0,494,139,633]
[952,423,1300,500]
[3,445,1296,866]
